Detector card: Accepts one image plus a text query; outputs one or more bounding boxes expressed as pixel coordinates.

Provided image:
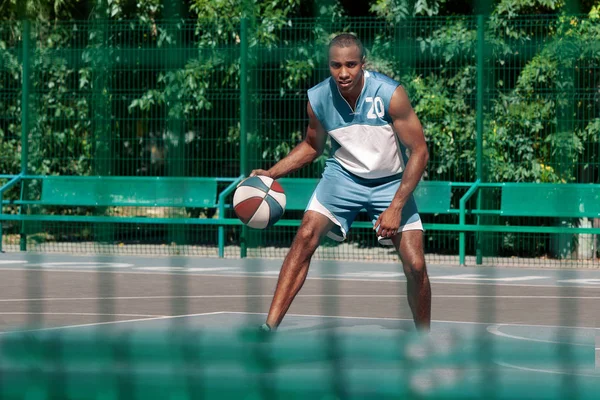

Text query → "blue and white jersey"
[307,70,408,180]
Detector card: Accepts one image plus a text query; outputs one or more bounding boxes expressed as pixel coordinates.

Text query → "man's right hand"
[249,169,272,178]
[237,170,273,188]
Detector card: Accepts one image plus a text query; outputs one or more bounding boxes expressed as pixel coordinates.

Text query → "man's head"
[328,33,366,96]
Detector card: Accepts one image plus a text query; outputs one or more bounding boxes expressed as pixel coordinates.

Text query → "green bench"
[1,176,461,254]
[461,182,600,227]
[39,176,219,208]
[5,176,598,264]
[456,181,600,264]
[1,176,222,223]
[500,183,600,219]
[0,175,247,253]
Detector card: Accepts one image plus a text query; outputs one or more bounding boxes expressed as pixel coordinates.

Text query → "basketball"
[233,176,286,229]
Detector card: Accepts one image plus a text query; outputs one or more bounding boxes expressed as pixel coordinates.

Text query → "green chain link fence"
[1,15,599,267]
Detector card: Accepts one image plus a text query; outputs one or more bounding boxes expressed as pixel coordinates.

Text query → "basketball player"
[250,33,431,332]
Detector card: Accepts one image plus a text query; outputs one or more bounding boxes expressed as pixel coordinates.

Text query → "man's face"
[328,45,364,95]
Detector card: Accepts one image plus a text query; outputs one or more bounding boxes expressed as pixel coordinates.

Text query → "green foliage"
[370,0,413,22]
[494,0,564,17]
[191,0,301,47]
[0,24,22,176]
[418,19,476,62]
[129,58,215,117]
[481,5,600,183]
[408,69,477,181]
[369,0,447,21]
[29,43,92,176]
[0,0,65,21]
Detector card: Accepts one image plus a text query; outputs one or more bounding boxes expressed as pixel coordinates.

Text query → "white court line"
[25,262,134,268]
[487,324,592,347]
[4,310,593,333]
[0,311,226,336]
[219,311,598,330]
[2,266,600,289]
[0,310,597,336]
[0,316,171,336]
[139,267,240,272]
[0,312,164,317]
[495,361,599,378]
[0,294,599,303]
[433,274,546,282]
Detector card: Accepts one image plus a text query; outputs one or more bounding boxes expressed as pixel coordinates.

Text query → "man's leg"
[265,211,334,329]
[392,230,431,331]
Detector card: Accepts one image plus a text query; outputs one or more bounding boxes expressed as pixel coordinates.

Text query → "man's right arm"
[250,102,327,180]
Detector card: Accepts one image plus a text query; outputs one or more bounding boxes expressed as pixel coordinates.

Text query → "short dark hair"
[329,33,365,60]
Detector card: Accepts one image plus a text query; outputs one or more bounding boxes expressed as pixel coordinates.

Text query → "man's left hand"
[374,205,402,238]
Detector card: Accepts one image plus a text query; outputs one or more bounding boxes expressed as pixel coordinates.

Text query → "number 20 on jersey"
[365,96,384,119]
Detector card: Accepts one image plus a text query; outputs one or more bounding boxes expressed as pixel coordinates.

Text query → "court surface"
[0,252,598,399]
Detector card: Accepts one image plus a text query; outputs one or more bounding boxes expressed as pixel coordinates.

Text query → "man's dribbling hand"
[249,169,272,178]
[238,169,273,188]
[374,205,402,238]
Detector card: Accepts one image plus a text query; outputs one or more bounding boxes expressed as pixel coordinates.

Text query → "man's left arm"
[374,85,429,238]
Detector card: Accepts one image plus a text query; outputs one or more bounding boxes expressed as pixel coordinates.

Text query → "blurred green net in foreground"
[0,325,597,400]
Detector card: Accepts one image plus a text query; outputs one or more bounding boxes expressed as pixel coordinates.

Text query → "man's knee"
[294,213,331,252]
[295,224,322,251]
[403,257,427,281]
[395,230,427,279]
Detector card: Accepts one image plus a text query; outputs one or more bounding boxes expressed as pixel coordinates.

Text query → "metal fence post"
[19,20,31,252]
[239,17,249,258]
[475,14,486,265]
